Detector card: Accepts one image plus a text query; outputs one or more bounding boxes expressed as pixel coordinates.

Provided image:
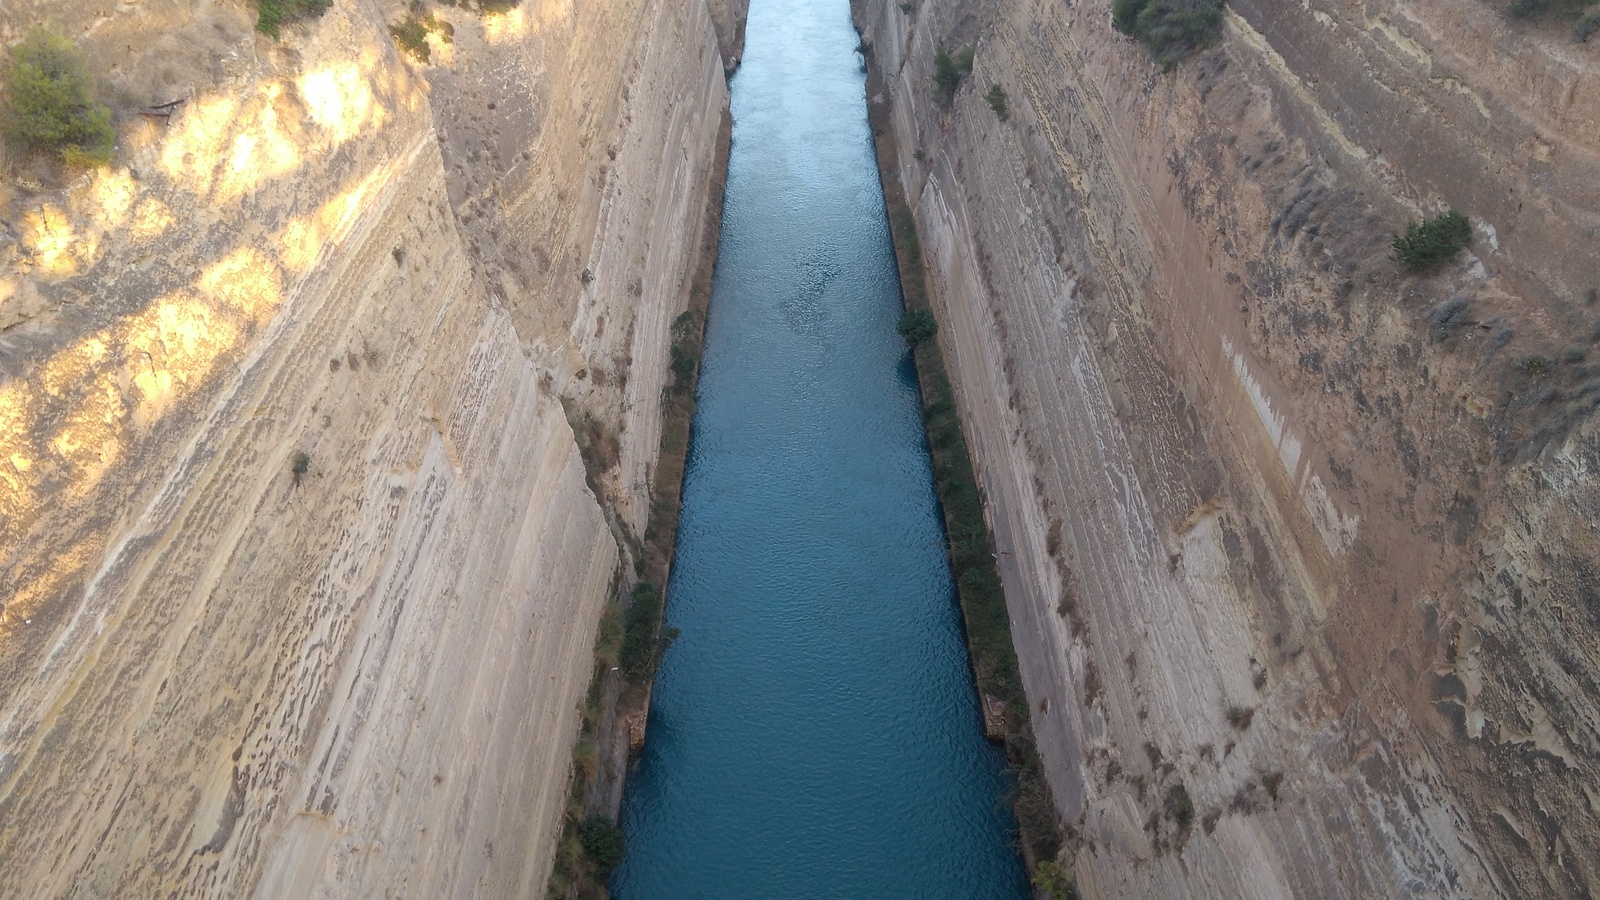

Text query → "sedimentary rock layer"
[857,0,1598,894]
[0,0,727,893]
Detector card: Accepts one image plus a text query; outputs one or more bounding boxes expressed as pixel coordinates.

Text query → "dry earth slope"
[0,0,729,894]
[857,0,1599,895]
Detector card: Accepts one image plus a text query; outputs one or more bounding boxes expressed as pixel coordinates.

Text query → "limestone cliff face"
[0,0,726,894]
[857,0,1598,894]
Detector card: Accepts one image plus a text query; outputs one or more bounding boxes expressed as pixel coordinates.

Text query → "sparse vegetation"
[1518,353,1553,376]
[670,310,700,386]
[1111,0,1225,70]
[1392,209,1473,273]
[1575,5,1600,39]
[545,115,725,900]
[562,399,621,498]
[932,46,974,107]
[1164,783,1195,828]
[1260,770,1285,802]
[577,815,625,876]
[878,137,1062,866]
[0,27,115,168]
[897,308,938,345]
[253,0,334,39]
[985,83,1009,120]
[546,578,634,900]
[390,19,431,62]
[1225,704,1255,731]
[291,451,311,485]
[1033,859,1078,900]
[620,582,678,678]
[390,7,454,63]
[1505,0,1591,19]
[439,0,522,14]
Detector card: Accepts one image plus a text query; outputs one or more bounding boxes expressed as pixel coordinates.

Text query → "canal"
[611,0,1029,894]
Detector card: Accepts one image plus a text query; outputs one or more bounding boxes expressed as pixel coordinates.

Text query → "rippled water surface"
[611,0,1028,894]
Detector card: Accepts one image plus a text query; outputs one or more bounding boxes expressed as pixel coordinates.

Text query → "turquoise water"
[610,0,1029,895]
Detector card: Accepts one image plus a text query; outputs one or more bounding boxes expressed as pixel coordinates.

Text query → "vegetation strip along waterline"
[614,0,1029,892]
[855,8,1069,887]
[545,105,732,900]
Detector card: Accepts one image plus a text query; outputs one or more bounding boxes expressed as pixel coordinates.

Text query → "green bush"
[0,27,114,167]
[1518,354,1553,376]
[291,451,312,485]
[1033,860,1078,900]
[620,582,677,678]
[390,11,454,63]
[1111,0,1224,69]
[1575,5,1600,39]
[1392,209,1473,272]
[932,46,974,106]
[254,0,334,38]
[1506,0,1590,19]
[985,83,1009,120]
[897,308,939,345]
[390,18,431,62]
[1164,783,1195,827]
[669,311,700,386]
[577,815,625,874]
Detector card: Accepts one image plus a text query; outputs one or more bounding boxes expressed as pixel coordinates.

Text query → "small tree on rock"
[897,308,938,345]
[1393,209,1473,273]
[577,815,625,875]
[932,45,974,106]
[0,27,114,168]
[985,83,1009,120]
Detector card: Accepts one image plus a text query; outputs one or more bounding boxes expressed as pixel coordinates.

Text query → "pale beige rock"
[859,0,1598,894]
[0,0,727,894]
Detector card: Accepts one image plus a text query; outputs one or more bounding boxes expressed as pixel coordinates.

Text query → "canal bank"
[612,0,1032,894]
[852,10,1069,886]
[544,100,735,900]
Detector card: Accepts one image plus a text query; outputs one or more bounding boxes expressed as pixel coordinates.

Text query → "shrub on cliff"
[1033,860,1077,900]
[1111,0,1224,70]
[1164,783,1195,827]
[0,27,114,168]
[1505,0,1591,19]
[670,310,701,387]
[620,582,678,679]
[1575,5,1600,40]
[390,11,453,63]
[985,83,1009,120]
[1393,210,1473,273]
[253,0,334,39]
[932,46,974,107]
[577,815,625,875]
[897,308,939,345]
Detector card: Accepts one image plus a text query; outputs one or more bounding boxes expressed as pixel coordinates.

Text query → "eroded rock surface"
[857,0,1598,894]
[0,0,726,894]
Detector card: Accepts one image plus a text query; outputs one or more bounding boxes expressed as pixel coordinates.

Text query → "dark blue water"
[611,0,1029,895]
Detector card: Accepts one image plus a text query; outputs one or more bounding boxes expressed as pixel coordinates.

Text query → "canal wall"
[856,0,1600,895]
[0,0,730,895]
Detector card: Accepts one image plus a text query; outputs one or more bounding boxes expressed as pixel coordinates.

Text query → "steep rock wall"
[0,0,726,894]
[858,0,1599,895]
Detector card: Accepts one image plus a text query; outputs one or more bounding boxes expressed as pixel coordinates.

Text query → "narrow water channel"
[611,0,1029,894]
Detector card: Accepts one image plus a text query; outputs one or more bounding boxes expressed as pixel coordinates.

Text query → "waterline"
[612,0,1029,893]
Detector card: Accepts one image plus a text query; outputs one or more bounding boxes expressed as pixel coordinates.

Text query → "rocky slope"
[0,0,728,894]
[856,0,1599,895]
